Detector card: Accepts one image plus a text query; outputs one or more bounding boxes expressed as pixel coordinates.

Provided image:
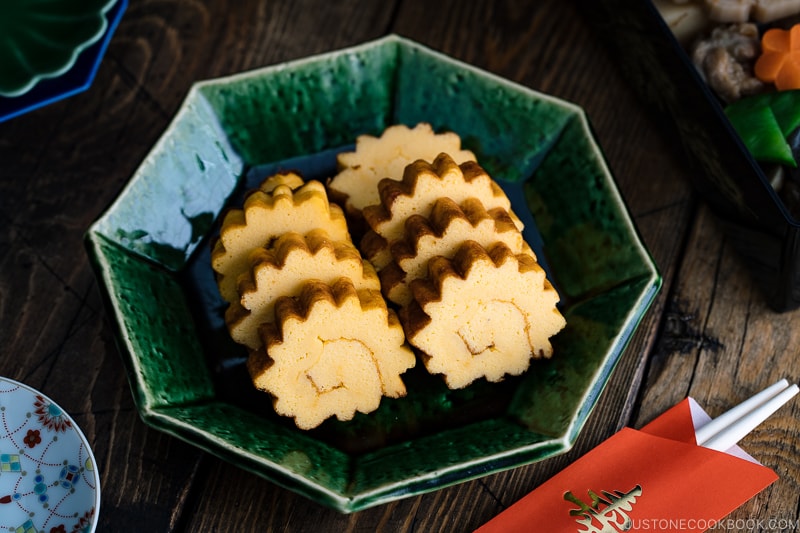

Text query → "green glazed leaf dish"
[0,0,117,97]
[85,35,661,513]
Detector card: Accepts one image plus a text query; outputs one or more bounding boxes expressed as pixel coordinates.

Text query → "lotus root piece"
[211,174,350,303]
[401,241,565,389]
[226,229,380,349]
[361,153,523,270]
[327,122,476,218]
[705,0,753,22]
[381,197,532,307]
[247,278,416,430]
[704,0,800,23]
[751,0,800,22]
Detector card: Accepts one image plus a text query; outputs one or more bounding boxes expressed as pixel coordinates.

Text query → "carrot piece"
[776,53,800,90]
[755,52,786,82]
[755,25,800,90]
[790,24,800,49]
[762,27,790,53]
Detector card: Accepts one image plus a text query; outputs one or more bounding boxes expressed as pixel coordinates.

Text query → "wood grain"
[3,0,798,531]
[634,205,800,533]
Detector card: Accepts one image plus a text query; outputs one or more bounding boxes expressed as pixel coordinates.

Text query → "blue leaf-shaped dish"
[0,0,116,96]
[0,0,126,123]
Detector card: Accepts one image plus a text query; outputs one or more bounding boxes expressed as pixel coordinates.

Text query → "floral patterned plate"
[0,377,100,533]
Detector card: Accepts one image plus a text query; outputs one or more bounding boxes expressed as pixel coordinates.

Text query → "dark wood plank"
[176,0,696,531]
[0,0,218,527]
[384,1,697,530]
[634,205,800,532]
[15,0,786,530]
[0,0,398,531]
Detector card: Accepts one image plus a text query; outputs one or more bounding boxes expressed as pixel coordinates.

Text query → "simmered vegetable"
[725,90,800,166]
[755,26,800,91]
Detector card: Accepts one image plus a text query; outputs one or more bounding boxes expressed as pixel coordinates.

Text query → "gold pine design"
[565,485,643,533]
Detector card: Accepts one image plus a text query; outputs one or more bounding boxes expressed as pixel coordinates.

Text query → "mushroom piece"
[692,23,766,103]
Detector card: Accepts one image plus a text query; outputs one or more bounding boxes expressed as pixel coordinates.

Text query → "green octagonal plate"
[85,34,661,513]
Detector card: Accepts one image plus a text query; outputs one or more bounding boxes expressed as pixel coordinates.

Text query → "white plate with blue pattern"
[0,376,100,532]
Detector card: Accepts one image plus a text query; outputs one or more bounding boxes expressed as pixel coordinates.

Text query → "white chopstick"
[695,379,789,445]
[696,378,799,452]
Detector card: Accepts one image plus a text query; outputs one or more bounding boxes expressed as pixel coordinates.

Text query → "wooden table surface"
[2,0,799,531]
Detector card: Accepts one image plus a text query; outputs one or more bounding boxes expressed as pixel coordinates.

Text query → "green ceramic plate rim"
[84,35,662,513]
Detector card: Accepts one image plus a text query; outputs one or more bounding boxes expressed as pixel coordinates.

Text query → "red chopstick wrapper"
[477,398,778,533]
